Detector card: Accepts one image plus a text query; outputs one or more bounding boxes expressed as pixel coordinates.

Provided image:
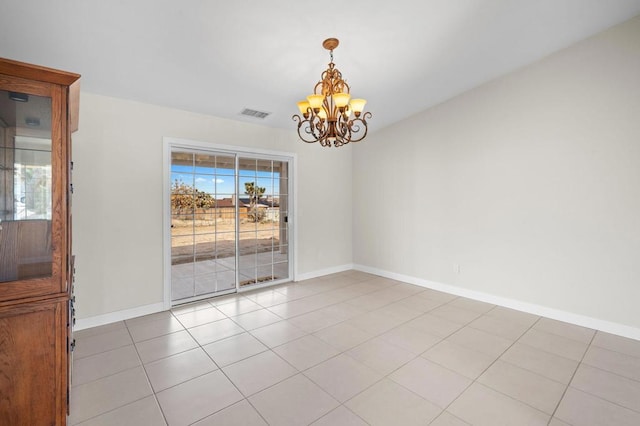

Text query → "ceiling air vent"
[240,108,270,119]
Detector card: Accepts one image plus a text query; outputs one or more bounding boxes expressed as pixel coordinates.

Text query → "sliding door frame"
[162,137,297,309]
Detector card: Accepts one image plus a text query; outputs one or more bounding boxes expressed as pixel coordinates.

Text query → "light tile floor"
[70,271,640,425]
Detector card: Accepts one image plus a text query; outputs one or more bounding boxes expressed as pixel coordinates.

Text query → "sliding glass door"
[170,151,237,301]
[237,157,289,287]
[167,143,292,304]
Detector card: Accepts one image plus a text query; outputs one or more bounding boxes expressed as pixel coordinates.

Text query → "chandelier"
[293,38,372,147]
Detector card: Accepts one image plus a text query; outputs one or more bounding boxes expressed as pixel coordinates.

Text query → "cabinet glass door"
[0,89,53,283]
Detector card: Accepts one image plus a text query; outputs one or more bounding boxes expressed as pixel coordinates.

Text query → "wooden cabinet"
[0,298,67,425]
[0,58,79,426]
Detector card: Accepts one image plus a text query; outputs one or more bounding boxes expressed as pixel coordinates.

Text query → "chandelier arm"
[336,117,350,138]
[293,114,323,144]
[315,117,329,135]
[336,127,352,147]
[315,117,335,147]
[346,112,372,143]
[317,121,332,147]
[323,98,332,118]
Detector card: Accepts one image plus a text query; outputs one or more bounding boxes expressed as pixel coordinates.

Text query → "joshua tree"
[171,179,215,211]
[244,182,266,222]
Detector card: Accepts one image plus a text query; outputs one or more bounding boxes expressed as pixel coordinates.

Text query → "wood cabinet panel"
[0,299,66,426]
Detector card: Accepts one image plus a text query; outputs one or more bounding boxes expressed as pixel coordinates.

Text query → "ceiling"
[1,1,640,134]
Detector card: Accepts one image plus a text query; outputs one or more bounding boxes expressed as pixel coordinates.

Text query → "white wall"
[353,17,640,332]
[73,94,352,320]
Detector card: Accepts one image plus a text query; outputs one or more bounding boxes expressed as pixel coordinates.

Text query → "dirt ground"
[171,219,283,263]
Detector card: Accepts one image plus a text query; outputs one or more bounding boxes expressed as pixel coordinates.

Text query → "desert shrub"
[247,207,266,223]
[171,179,215,211]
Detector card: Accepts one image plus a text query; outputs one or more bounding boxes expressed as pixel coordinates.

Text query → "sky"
[171,164,282,198]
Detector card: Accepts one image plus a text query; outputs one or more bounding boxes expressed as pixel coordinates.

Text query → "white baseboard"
[296,263,354,282]
[74,263,354,330]
[75,264,640,342]
[74,263,353,330]
[75,302,165,331]
[354,264,640,341]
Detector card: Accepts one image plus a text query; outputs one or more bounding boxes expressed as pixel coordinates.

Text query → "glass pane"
[0,89,53,282]
[256,159,272,172]
[256,177,273,193]
[215,155,235,175]
[278,179,289,196]
[195,273,217,296]
[172,275,195,301]
[194,240,216,262]
[215,270,236,292]
[213,174,233,197]
[194,219,216,235]
[238,158,256,177]
[214,204,235,224]
[239,267,257,286]
[257,264,274,280]
[171,235,195,301]
[215,231,236,259]
[239,244,257,257]
[194,174,216,195]
[171,151,194,172]
[273,243,289,258]
[216,252,235,270]
[273,261,289,280]
[257,250,274,266]
[171,238,194,265]
[194,153,215,174]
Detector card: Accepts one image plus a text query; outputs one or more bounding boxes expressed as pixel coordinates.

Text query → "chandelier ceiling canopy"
[293,38,372,148]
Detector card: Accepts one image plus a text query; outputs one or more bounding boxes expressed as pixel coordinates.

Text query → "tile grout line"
[125,317,171,426]
[257,286,494,422]
[69,323,169,425]
[578,361,640,385]
[222,281,442,422]
[169,306,298,425]
[464,312,586,388]
[509,327,592,366]
[302,299,486,425]
[135,307,259,425]
[547,330,598,425]
[588,338,640,361]
[433,312,549,423]
[555,361,640,416]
